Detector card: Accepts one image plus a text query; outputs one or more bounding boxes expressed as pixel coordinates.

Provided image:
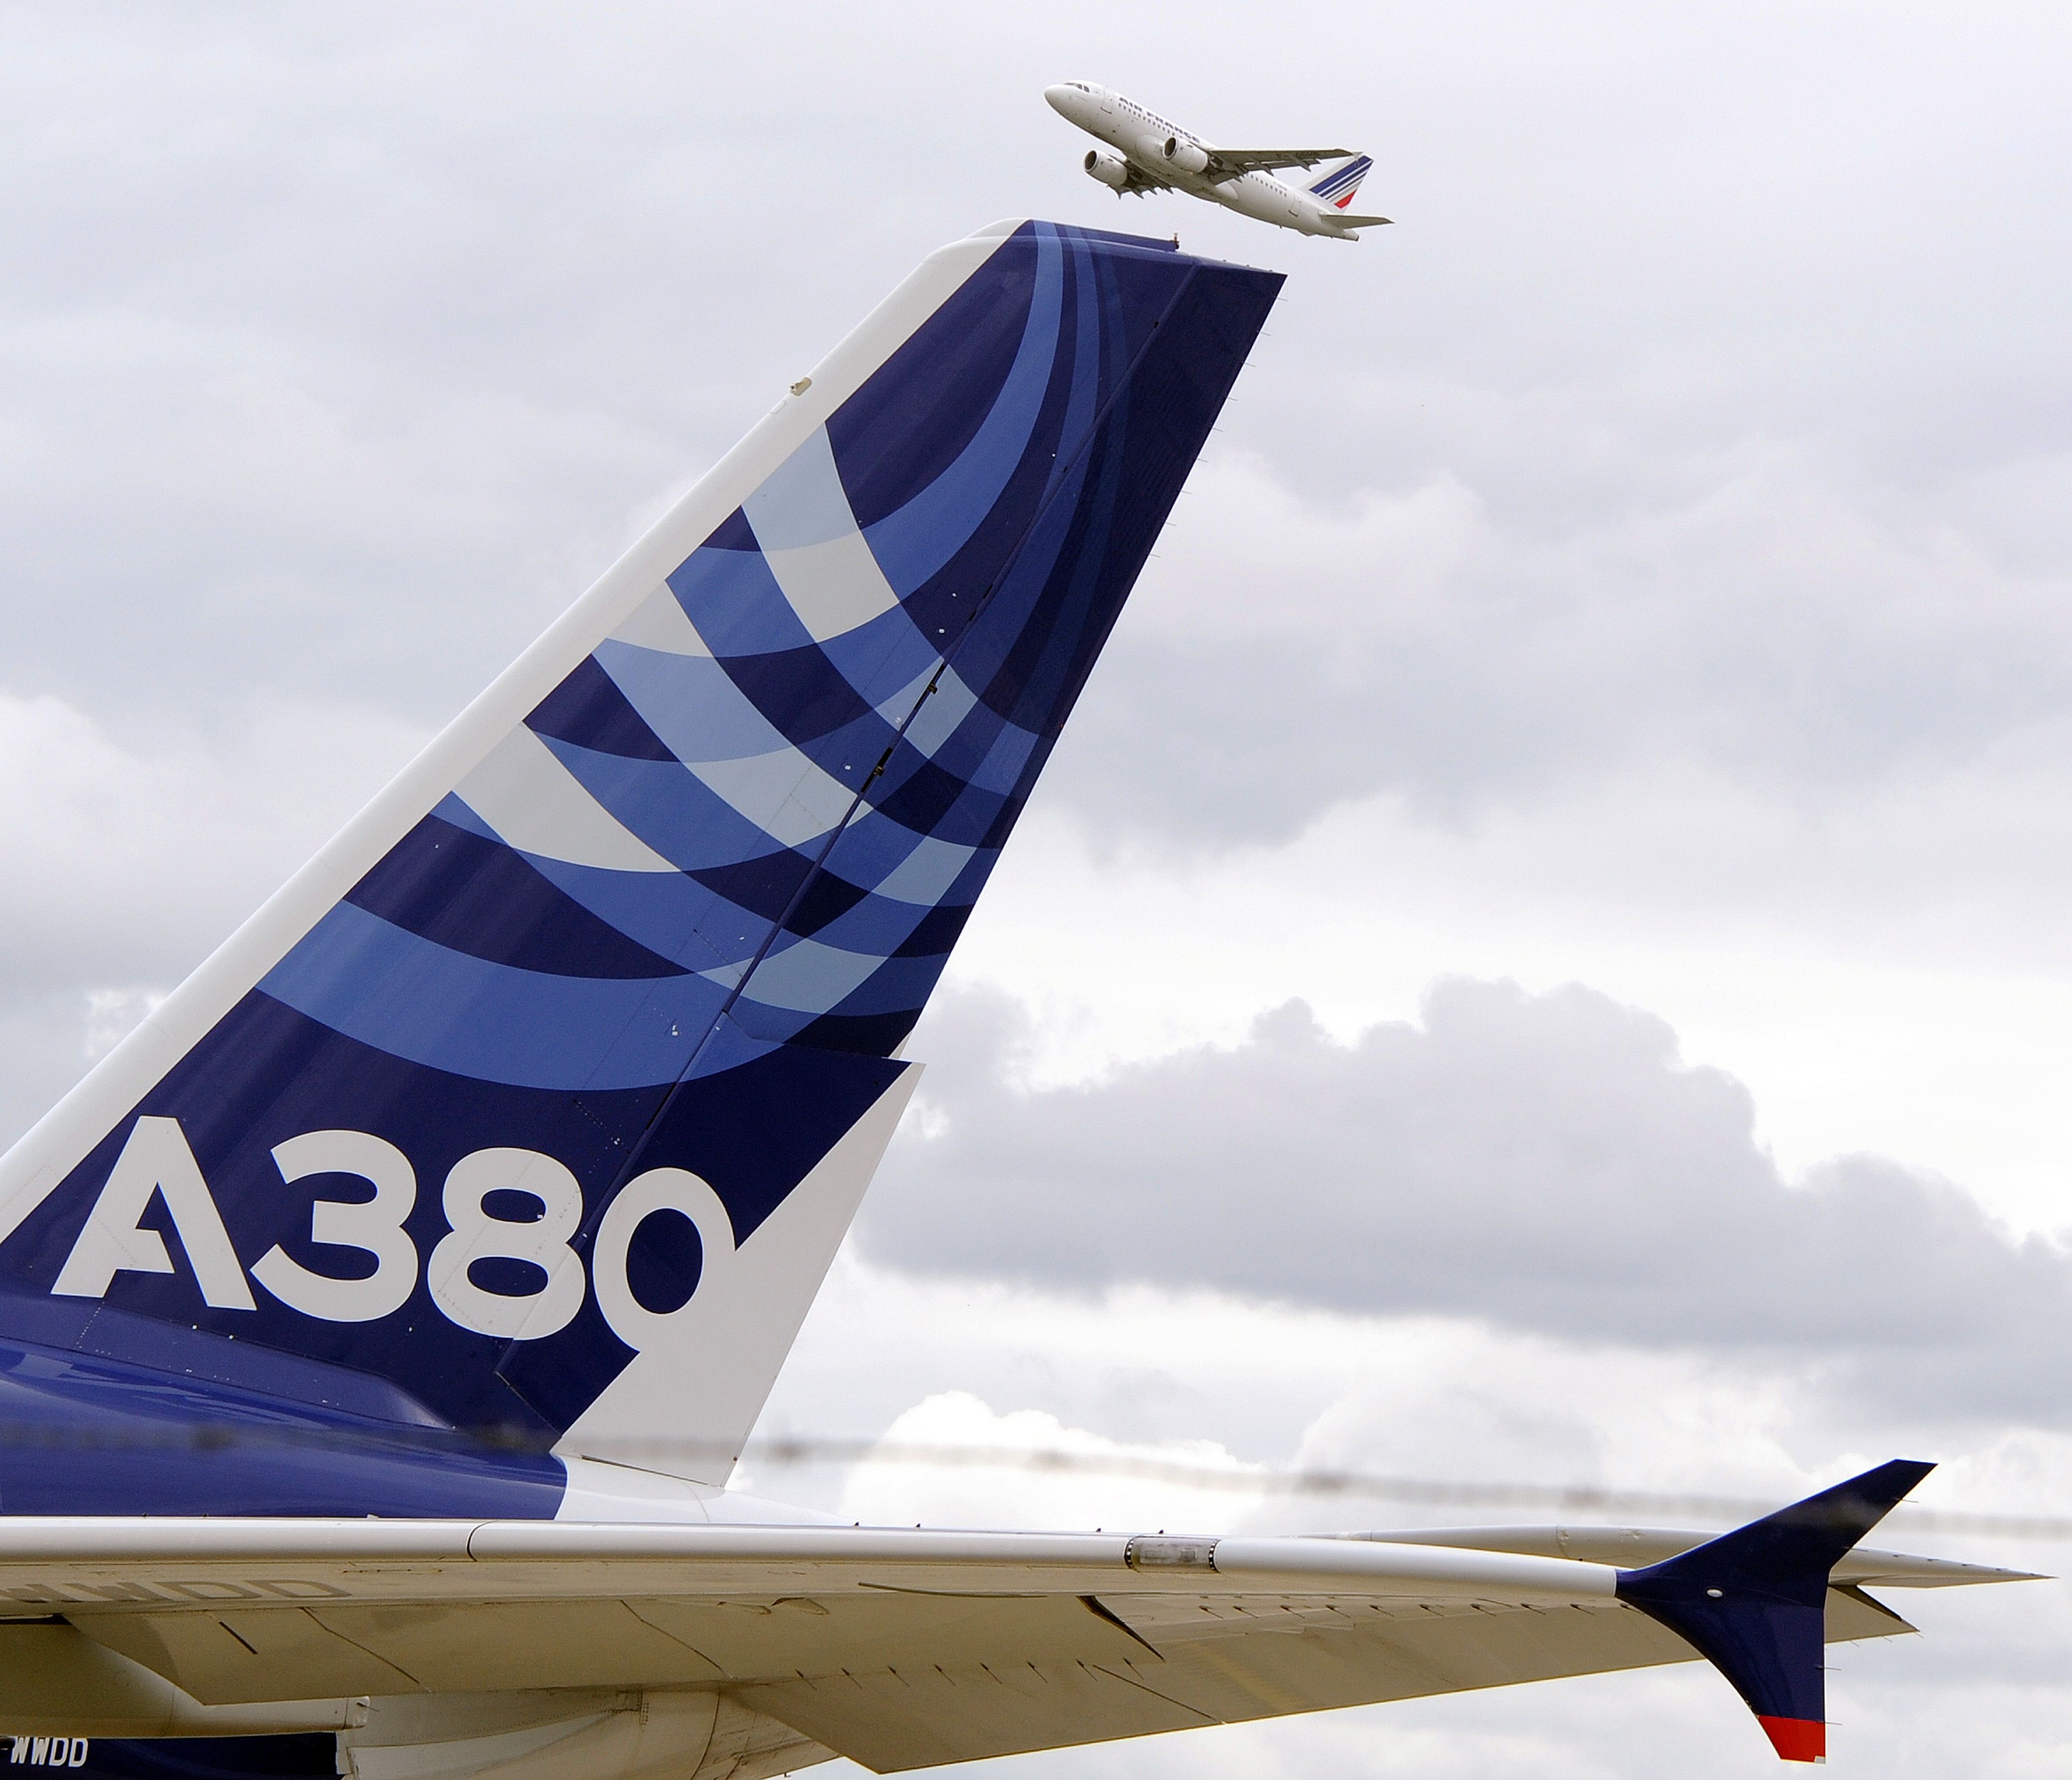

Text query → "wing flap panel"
[308,1598,726,1693]
[629,1591,1137,1681]
[75,1604,422,1703]
[738,1658,1212,1773]
[1145,1603,1687,1720]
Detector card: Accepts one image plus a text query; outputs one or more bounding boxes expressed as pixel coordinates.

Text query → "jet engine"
[1082,148,1130,189]
[1160,136,1210,174]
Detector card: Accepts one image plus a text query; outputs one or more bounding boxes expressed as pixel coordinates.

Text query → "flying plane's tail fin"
[0,221,1282,1507]
[1617,1459,1937,1763]
[1307,152,1374,209]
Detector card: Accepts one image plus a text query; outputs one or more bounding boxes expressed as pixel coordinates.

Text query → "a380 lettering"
[51,1118,735,1348]
[428,1147,588,1340]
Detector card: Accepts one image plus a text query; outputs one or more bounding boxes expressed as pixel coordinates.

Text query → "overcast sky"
[4,4,2071,1774]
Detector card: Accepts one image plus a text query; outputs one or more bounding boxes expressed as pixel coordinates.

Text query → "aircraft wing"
[1204,145,1353,177]
[0,1519,2030,1769]
[1116,159,1178,193]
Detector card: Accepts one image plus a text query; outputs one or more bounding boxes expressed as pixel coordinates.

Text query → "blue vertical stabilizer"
[0,222,1282,1513]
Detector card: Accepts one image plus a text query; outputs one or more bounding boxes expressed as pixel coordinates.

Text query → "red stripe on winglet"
[1758,1717,1826,1763]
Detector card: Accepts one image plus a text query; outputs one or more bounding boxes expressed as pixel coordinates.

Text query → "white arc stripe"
[456,725,680,874]
[610,583,713,657]
[746,428,902,642]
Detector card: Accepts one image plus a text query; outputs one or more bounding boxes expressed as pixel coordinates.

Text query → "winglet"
[1615,1460,1936,1763]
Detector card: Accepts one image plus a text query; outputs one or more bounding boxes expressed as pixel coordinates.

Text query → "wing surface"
[0,1520,2012,1771]
[1205,146,1353,177]
[1333,1524,2042,1588]
[1117,161,1177,194]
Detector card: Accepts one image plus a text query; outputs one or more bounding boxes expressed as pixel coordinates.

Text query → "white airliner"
[1045,80,1389,239]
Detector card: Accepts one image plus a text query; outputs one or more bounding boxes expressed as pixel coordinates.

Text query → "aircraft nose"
[1043,84,1075,114]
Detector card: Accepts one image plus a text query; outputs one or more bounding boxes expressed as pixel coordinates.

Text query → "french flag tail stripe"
[1308,153,1371,200]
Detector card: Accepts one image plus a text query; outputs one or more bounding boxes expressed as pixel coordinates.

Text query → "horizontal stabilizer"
[1615,1459,1936,1763]
[1333,213,1393,227]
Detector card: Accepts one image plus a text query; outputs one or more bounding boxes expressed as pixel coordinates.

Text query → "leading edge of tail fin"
[0,222,1283,1491]
[1617,1460,1936,1763]
[1307,153,1373,209]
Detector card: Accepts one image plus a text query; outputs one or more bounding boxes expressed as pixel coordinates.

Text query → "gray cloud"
[861,981,2072,1422]
[6,3,2070,849]
[1041,435,2072,849]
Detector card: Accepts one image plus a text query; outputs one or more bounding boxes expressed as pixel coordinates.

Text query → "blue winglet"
[1615,1459,1936,1763]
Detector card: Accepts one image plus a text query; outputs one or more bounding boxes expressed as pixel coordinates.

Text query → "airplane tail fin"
[0,221,1282,1503]
[1307,152,1374,210]
[1617,1460,1937,1763]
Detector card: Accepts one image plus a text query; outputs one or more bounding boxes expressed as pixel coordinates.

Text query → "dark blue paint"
[716,644,889,749]
[0,1333,564,1518]
[524,656,680,762]
[829,242,1039,527]
[0,1011,903,1457]
[625,1208,703,1315]
[688,849,820,927]
[347,816,689,980]
[0,1735,336,1780]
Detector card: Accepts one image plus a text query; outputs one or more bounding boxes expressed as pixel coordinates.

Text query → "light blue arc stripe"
[861,224,1065,597]
[1045,231,1104,505]
[900,666,980,760]
[800,887,935,958]
[521,854,757,972]
[667,543,811,658]
[804,804,940,895]
[967,720,1041,796]
[818,605,947,706]
[541,737,788,872]
[682,1013,785,1079]
[593,640,792,764]
[736,932,890,1014]
[259,902,728,1090]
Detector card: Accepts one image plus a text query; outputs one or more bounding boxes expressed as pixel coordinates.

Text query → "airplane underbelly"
[1220,181,1281,225]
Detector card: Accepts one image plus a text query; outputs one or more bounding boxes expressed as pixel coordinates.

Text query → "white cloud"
[0,689,425,1145]
[835,1390,1266,1533]
[82,986,164,1061]
[1055,441,2072,844]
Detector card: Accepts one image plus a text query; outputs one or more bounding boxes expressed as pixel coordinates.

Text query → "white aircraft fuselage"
[1044,81,1383,240]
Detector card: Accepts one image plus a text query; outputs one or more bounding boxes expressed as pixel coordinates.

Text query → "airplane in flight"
[1045,81,1391,238]
[0,220,2033,1780]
